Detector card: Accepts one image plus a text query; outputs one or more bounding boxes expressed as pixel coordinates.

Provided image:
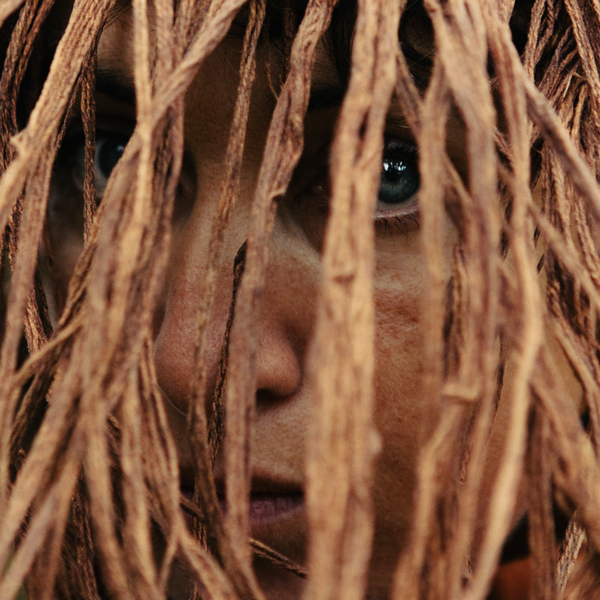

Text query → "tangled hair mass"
[0,0,599,598]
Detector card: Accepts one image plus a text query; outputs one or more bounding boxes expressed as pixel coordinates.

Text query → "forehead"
[96,2,343,95]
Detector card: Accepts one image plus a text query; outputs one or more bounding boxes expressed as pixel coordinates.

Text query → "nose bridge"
[253,223,313,401]
[153,206,318,414]
[153,204,237,411]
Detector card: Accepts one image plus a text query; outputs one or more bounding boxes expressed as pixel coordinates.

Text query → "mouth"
[245,491,304,527]
[181,479,305,529]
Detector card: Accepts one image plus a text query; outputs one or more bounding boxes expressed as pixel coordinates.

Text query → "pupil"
[383,160,405,183]
[98,139,126,179]
[379,155,419,205]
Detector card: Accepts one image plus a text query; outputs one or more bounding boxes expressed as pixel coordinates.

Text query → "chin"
[254,557,307,600]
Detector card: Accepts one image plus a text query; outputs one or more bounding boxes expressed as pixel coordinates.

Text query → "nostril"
[256,387,295,410]
[254,329,302,402]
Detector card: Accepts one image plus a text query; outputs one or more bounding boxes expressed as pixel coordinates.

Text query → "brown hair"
[0,0,599,598]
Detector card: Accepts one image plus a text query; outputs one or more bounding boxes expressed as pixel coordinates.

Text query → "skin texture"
[44,6,581,600]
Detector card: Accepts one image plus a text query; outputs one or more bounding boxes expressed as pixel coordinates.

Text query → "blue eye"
[377,141,419,212]
[97,136,126,181]
[72,133,128,199]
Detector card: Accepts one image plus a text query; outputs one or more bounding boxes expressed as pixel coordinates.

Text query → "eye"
[71,132,129,199]
[289,135,421,249]
[377,139,419,216]
[96,136,127,185]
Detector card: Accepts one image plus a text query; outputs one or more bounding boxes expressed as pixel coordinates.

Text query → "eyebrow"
[307,84,346,113]
[94,74,409,129]
[95,70,346,112]
[96,70,136,107]
[307,83,410,131]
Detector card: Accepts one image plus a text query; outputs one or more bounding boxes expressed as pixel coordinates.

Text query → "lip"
[181,477,305,528]
[245,491,304,527]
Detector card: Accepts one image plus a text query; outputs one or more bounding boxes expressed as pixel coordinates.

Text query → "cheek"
[152,210,232,408]
[373,264,425,435]
[370,229,455,445]
[43,187,86,314]
[374,270,430,532]
[367,275,428,585]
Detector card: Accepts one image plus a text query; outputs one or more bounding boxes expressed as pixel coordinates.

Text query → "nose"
[254,318,302,402]
[153,215,310,417]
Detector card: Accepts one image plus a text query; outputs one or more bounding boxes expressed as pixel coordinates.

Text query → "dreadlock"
[0,0,598,598]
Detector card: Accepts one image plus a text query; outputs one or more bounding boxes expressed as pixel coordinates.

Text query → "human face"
[45,5,544,600]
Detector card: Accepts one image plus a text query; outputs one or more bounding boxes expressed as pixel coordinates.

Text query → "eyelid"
[374,135,420,225]
[61,114,136,145]
[58,115,135,178]
[376,195,419,215]
[383,107,413,134]
[382,135,418,156]
[292,132,419,201]
[57,116,133,199]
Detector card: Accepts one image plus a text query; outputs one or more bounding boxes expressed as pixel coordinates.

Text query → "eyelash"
[375,137,420,236]
[375,212,421,237]
[59,118,134,191]
[58,123,420,246]
[300,136,421,238]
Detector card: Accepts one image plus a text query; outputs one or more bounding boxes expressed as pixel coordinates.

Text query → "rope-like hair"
[0,0,599,598]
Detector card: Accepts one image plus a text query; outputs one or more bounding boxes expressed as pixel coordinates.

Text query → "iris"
[378,147,419,209]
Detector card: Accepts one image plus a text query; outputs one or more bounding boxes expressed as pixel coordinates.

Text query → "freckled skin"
[43,16,467,599]
[44,9,582,600]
